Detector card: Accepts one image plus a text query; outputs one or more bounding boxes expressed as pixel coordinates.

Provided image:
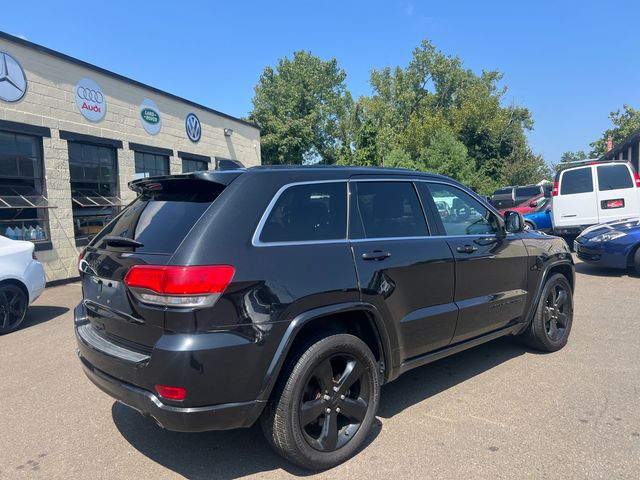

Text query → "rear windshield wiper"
[101,235,144,249]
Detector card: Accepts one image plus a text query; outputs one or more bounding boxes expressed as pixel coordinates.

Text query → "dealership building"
[0,32,261,283]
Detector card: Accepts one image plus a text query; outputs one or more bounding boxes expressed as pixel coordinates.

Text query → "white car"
[552,160,640,235]
[0,235,46,334]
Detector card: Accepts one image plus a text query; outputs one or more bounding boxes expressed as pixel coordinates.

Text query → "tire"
[260,333,380,470]
[525,220,535,231]
[0,283,29,335]
[521,273,573,352]
[633,247,640,276]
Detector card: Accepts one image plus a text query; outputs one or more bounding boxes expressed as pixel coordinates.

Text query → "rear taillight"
[552,181,559,196]
[77,249,86,273]
[634,171,640,188]
[155,384,186,401]
[124,265,234,307]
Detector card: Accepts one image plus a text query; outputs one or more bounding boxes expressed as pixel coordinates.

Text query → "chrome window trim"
[251,176,503,247]
[251,179,349,247]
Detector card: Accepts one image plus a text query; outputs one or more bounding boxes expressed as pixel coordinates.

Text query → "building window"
[0,131,51,243]
[68,142,121,241]
[134,151,169,177]
[182,158,208,173]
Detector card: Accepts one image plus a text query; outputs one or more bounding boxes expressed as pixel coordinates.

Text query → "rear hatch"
[490,188,514,209]
[79,173,240,350]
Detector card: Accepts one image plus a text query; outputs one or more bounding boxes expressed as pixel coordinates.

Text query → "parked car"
[552,160,640,236]
[74,167,575,470]
[498,193,545,216]
[0,235,46,334]
[574,217,640,273]
[490,184,547,209]
[523,197,553,232]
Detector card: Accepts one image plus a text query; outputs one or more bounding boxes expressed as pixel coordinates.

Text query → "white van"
[552,161,640,235]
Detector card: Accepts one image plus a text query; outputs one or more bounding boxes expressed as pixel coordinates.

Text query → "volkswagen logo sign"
[185,113,201,143]
[0,51,27,103]
[75,78,106,122]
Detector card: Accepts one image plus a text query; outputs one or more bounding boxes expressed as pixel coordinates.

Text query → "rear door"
[80,178,229,348]
[553,166,598,228]
[349,180,457,361]
[595,163,640,223]
[419,182,529,343]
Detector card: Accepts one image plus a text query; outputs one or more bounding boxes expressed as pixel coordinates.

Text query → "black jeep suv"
[74,166,575,469]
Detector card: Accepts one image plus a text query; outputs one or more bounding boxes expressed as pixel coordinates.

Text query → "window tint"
[260,182,347,243]
[560,167,593,195]
[93,181,224,254]
[134,151,169,177]
[423,183,499,236]
[493,188,512,195]
[351,182,427,239]
[515,186,540,197]
[597,165,633,191]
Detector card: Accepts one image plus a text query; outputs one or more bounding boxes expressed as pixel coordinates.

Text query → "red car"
[498,194,546,215]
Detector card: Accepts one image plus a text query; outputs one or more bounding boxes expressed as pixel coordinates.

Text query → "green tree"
[249,51,353,165]
[418,128,475,185]
[385,148,416,169]
[560,150,590,163]
[590,104,640,157]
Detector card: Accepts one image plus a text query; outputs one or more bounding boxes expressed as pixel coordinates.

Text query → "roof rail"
[556,158,628,171]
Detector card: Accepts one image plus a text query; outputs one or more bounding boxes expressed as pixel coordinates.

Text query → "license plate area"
[601,198,625,209]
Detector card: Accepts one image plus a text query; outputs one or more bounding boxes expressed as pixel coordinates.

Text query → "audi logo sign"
[75,78,106,122]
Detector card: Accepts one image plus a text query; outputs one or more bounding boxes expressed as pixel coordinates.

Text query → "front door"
[349,180,457,361]
[418,182,529,343]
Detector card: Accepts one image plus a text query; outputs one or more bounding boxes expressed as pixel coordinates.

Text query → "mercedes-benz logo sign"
[185,113,201,142]
[0,51,27,102]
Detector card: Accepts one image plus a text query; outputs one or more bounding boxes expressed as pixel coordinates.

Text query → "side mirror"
[529,201,538,207]
[504,211,525,233]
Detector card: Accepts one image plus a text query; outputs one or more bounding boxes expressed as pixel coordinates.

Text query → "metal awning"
[0,186,53,209]
[71,193,124,207]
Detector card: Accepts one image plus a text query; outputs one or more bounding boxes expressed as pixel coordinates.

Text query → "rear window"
[597,164,633,191]
[493,188,512,196]
[92,182,224,254]
[560,167,593,195]
[259,182,347,243]
[515,186,541,197]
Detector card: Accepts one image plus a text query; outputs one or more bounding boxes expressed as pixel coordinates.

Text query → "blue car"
[574,217,640,274]
[523,197,552,232]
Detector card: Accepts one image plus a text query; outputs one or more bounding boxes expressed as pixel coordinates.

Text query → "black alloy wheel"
[521,273,573,352]
[0,284,28,334]
[299,353,370,452]
[543,283,570,342]
[261,333,380,470]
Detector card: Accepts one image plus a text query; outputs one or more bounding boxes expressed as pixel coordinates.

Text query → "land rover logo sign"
[0,51,27,102]
[75,78,106,122]
[139,99,161,135]
[185,112,201,142]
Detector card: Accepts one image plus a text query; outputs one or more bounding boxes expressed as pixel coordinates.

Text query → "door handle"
[361,250,391,261]
[456,245,478,254]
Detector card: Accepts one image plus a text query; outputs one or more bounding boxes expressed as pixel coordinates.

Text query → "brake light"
[124,265,235,307]
[77,249,86,273]
[634,171,640,188]
[552,181,559,196]
[155,384,186,401]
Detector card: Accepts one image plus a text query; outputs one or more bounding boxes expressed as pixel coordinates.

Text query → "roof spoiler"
[128,170,244,194]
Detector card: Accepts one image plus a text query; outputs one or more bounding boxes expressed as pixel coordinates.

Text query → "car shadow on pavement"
[21,305,69,330]
[112,337,527,478]
[378,337,530,418]
[574,262,638,278]
[112,401,381,479]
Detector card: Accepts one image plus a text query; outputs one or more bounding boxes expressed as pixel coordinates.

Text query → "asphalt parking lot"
[1,256,639,480]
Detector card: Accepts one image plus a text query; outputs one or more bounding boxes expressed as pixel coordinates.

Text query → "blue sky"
[3,0,639,163]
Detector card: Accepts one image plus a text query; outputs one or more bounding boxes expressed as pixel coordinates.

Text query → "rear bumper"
[25,260,45,304]
[73,302,280,432]
[78,352,262,432]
